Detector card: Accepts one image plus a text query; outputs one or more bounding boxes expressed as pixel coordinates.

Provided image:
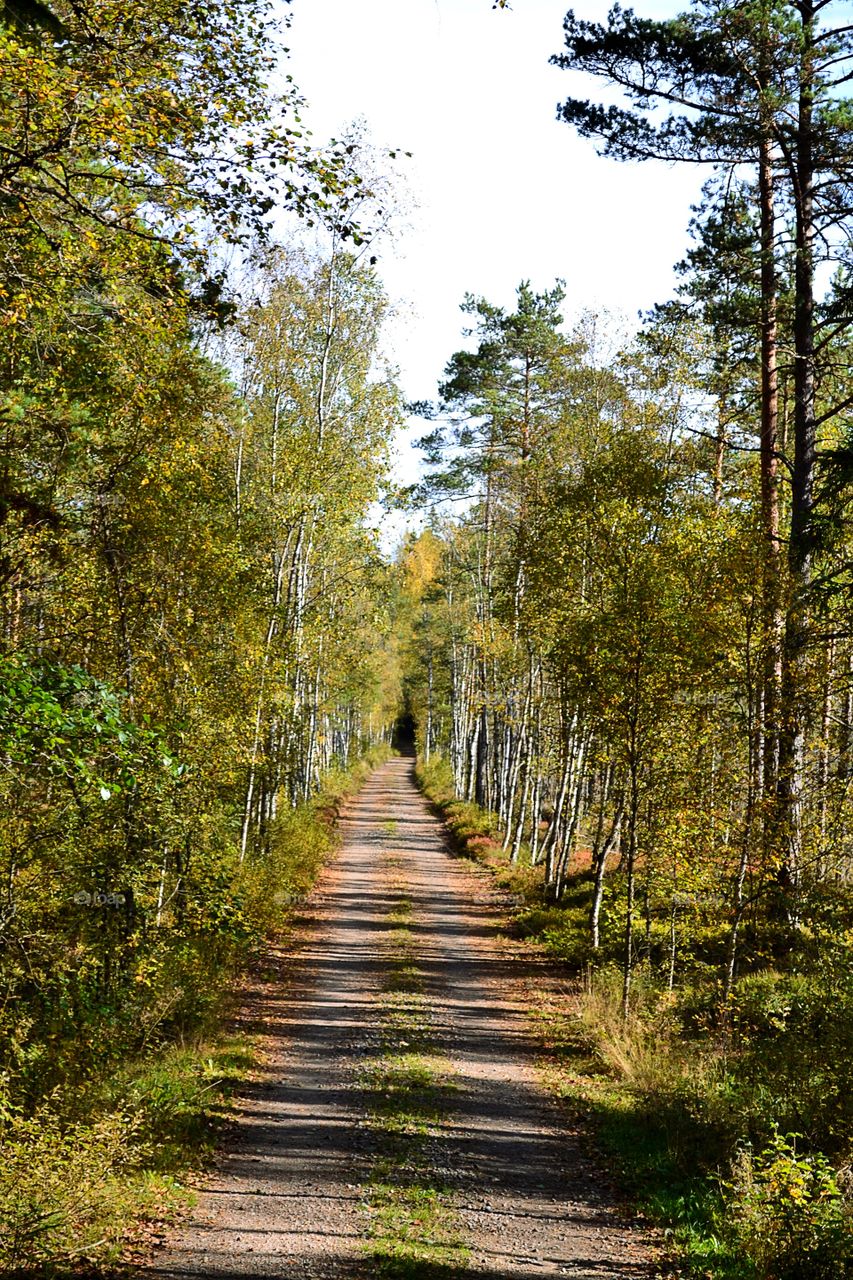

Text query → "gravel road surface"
[139,757,658,1280]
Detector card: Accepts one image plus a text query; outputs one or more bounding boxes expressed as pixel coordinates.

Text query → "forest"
[1,0,852,1276]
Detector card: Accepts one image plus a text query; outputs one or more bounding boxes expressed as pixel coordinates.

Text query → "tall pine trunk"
[776,1,817,919]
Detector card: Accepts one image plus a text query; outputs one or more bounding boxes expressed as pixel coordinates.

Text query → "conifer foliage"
[397,5,853,1271]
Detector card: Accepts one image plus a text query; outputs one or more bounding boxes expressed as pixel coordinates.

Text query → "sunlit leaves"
[0,655,176,799]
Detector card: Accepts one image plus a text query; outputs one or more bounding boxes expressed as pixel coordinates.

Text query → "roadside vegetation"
[0,0,403,1267]
[0,752,388,1273]
[397,10,853,1272]
[417,754,853,1278]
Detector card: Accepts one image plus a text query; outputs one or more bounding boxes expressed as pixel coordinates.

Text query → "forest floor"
[135,757,659,1280]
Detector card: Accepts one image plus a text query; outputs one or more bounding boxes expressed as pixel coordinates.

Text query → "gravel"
[136,758,661,1280]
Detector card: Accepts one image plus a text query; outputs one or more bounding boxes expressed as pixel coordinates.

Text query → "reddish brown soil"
[136,758,660,1279]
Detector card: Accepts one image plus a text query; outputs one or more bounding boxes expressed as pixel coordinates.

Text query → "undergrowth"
[415,756,540,902]
[0,746,389,1276]
[416,752,853,1280]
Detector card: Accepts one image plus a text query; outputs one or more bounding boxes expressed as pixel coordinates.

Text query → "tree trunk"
[776,1,817,920]
[758,116,782,837]
[591,797,623,950]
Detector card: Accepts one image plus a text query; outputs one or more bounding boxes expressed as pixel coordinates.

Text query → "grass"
[415,757,545,907]
[105,1035,257,1172]
[0,1034,258,1276]
[535,999,742,1278]
[359,846,468,1279]
[0,749,389,1277]
[414,755,762,1279]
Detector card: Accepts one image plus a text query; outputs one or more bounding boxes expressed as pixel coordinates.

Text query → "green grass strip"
[358,848,469,1278]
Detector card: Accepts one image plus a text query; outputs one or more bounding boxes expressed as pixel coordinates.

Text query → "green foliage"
[539,957,853,1278]
[416,757,506,865]
[105,1037,255,1170]
[0,0,403,1264]
[0,1033,255,1273]
[0,225,403,1114]
[0,0,352,268]
[728,1133,853,1280]
[725,954,853,1154]
[0,655,177,798]
[0,748,375,1273]
[429,762,853,1279]
[0,1108,138,1271]
[414,756,457,810]
[237,807,331,937]
[0,220,401,1266]
[404,246,853,1274]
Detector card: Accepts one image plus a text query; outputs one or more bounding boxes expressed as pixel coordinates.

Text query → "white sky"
[282,0,704,519]
[285,0,703,394]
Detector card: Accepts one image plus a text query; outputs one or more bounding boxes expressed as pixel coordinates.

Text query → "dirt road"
[141,757,657,1279]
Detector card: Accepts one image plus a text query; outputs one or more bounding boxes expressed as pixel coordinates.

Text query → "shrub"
[415,756,457,809]
[727,1132,853,1280]
[0,746,385,1273]
[727,957,853,1153]
[238,805,333,938]
[0,1108,138,1271]
[239,744,390,939]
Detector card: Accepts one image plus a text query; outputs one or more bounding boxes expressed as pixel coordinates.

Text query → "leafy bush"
[238,806,333,938]
[107,1037,255,1168]
[0,1109,138,1271]
[416,756,853,1280]
[726,958,853,1154]
[415,756,457,809]
[416,757,505,864]
[727,1132,853,1280]
[240,743,391,938]
[0,744,385,1272]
